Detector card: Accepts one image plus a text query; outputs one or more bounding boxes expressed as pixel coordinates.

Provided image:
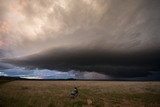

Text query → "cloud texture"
[0,0,159,57]
[0,0,160,79]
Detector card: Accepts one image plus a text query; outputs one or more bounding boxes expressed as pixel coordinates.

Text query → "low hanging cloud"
[0,64,109,79]
[0,63,160,80]
[0,0,160,79]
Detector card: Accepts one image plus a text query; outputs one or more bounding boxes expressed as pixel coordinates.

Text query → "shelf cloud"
[0,0,160,79]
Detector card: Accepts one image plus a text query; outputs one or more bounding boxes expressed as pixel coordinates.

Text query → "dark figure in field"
[70,87,78,98]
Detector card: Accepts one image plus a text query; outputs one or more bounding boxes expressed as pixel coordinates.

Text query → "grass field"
[0,80,160,107]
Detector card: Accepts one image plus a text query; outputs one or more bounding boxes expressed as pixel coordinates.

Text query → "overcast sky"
[0,0,160,79]
[0,0,159,58]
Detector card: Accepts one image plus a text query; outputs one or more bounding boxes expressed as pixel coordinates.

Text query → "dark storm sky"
[0,0,160,78]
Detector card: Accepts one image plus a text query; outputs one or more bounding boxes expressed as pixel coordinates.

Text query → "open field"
[0,80,160,107]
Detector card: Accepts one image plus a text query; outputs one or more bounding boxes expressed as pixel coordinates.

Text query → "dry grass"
[0,80,160,107]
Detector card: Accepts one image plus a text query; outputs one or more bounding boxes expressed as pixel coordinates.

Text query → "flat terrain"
[0,80,160,107]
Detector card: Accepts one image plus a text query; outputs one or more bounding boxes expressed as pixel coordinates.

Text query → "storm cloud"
[0,0,160,79]
[0,0,160,57]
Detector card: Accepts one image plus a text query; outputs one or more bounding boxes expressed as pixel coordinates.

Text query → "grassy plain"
[0,80,160,107]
